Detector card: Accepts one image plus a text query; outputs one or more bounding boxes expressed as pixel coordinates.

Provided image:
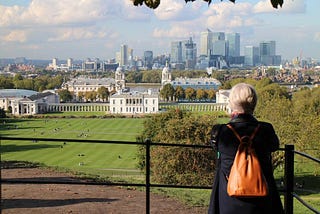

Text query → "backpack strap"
[226,124,260,144]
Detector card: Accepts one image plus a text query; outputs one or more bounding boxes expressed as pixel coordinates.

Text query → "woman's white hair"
[229,83,257,114]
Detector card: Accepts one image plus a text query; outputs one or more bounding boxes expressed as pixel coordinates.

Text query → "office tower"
[200,29,213,56]
[67,58,73,69]
[52,58,58,69]
[144,51,153,69]
[227,33,240,57]
[171,41,183,63]
[259,41,281,65]
[212,32,225,41]
[212,32,228,57]
[244,46,260,66]
[184,37,197,69]
[212,40,228,56]
[120,44,128,66]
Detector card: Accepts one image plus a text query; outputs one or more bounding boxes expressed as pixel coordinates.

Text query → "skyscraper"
[212,32,228,57]
[120,44,128,67]
[227,33,240,57]
[144,51,153,69]
[244,46,260,66]
[184,37,197,69]
[171,41,183,63]
[200,29,213,56]
[259,41,281,65]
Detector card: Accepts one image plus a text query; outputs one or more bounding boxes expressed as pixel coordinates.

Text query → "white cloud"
[2,30,27,42]
[153,25,191,38]
[0,0,137,27]
[154,0,185,20]
[204,2,259,30]
[253,0,306,14]
[48,27,110,42]
[314,32,320,42]
[122,0,152,20]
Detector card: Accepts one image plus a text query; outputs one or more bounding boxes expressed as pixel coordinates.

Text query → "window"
[145,107,148,112]
[120,100,123,104]
[145,99,148,104]
[113,107,115,112]
[113,100,115,104]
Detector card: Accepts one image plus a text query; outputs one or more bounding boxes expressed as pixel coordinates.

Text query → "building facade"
[110,90,159,114]
[0,89,60,115]
[62,67,126,101]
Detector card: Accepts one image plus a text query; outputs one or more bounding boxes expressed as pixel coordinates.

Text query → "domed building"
[62,66,126,101]
[161,64,221,90]
[161,62,172,86]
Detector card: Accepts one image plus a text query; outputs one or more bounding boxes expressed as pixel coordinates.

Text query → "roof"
[66,77,116,86]
[0,89,38,98]
[29,92,55,101]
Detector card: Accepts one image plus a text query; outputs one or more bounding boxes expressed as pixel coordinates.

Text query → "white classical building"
[62,66,126,100]
[0,89,60,115]
[110,89,159,115]
[161,63,221,90]
[215,89,231,112]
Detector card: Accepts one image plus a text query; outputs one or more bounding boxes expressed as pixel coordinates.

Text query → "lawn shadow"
[1,198,118,209]
[0,143,61,154]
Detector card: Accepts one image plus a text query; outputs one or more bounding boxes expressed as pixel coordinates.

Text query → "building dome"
[161,62,172,85]
[116,66,124,74]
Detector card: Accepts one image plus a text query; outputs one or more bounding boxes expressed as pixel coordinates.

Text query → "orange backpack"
[226,124,268,197]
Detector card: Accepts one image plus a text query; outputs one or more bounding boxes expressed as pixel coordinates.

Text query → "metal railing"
[1,137,319,214]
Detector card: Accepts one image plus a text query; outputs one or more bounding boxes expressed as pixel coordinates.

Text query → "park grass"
[1,117,145,180]
[1,116,319,212]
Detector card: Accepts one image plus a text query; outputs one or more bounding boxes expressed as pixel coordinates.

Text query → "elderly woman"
[208,83,284,214]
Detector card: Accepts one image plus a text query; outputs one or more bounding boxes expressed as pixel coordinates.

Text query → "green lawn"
[1,117,145,179]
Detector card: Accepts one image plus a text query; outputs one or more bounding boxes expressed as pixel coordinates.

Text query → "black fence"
[1,137,319,214]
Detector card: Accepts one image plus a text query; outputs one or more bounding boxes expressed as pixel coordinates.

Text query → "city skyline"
[0,0,319,61]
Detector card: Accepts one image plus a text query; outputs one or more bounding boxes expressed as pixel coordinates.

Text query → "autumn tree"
[174,86,185,101]
[185,87,196,101]
[206,88,216,100]
[97,86,109,102]
[196,88,207,100]
[160,83,175,101]
[58,89,73,102]
[136,109,218,185]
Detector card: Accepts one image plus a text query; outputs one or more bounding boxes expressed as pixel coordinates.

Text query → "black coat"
[208,114,284,214]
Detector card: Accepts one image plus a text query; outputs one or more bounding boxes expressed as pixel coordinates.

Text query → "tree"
[160,84,175,101]
[97,86,109,102]
[0,108,6,118]
[174,86,185,101]
[196,88,207,100]
[185,87,196,101]
[58,89,73,102]
[206,88,216,100]
[132,0,283,9]
[136,109,218,186]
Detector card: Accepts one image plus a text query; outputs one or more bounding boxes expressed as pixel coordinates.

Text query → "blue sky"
[0,0,319,61]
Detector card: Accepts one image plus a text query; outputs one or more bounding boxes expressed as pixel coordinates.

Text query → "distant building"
[244,46,260,66]
[226,33,240,57]
[62,66,126,101]
[200,29,213,57]
[0,89,59,115]
[259,41,281,66]
[216,89,231,112]
[144,51,153,69]
[110,89,159,114]
[161,63,221,90]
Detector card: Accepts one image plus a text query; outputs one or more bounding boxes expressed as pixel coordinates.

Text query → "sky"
[0,0,319,61]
